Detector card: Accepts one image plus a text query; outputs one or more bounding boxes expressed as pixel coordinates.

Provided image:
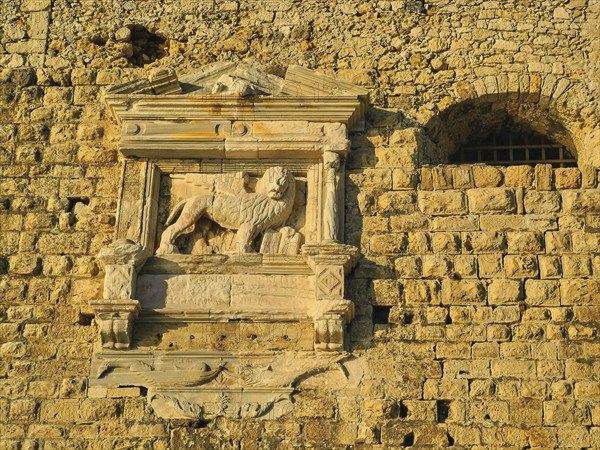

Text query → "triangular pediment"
[105,61,369,132]
[106,59,369,99]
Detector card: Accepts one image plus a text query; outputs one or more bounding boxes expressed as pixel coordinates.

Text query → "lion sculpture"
[156,166,296,255]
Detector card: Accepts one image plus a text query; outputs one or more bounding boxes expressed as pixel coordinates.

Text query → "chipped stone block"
[392,167,418,189]
[505,165,534,188]
[539,255,562,278]
[464,232,506,254]
[370,233,408,254]
[562,190,600,214]
[535,164,553,190]
[431,215,478,231]
[377,191,416,215]
[372,279,401,305]
[545,231,572,253]
[467,188,516,213]
[562,254,592,278]
[472,165,504,187]
[394,256,422,278]
[403,280,441,304]
[441,280,486,305]
[430,232,461,254]
[571,232,600,252]
[488,279,523,305]
[478,254,504,278]
[560,280,600,305]
[506,232,544,253]
[422,255,453,278]
[453,255,478,278]
[524,190,561,214]
[452,166,473,189]
[504,255,539,278]
[432,166,453,190]
[555,168,581,189]
[418,191,467,215]
[525,280,560,306]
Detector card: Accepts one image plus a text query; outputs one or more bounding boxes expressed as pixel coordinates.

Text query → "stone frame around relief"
[88,62,368,419]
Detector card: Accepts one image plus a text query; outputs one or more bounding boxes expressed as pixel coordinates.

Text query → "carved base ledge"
[90,300,141,350]
[90,350,351,419]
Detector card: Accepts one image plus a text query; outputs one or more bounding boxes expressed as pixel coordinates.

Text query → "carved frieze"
[90,61,368,419]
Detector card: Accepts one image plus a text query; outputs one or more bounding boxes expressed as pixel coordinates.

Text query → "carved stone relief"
[90,61,368,419]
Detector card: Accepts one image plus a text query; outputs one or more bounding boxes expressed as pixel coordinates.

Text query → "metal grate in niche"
[450,129,577,168]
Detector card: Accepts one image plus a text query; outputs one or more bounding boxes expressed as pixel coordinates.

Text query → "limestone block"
[524,190,561,214]
[452,166,473,189]
[467,188,516,213]
[370,233,408,254]
[524,280,560,306]
[487,324,511,341]
[506,231,544,253]
[509,398,543,425]
[543,401,591,425]
[375,146,415,167]
[8,254,41,275]
[420,167,434,190]
[376,191,416,215]
[372,279,401,305]
[443,359,490,378]
[504,255,539,278]
[392,168,418,189]
[581,165,598,188]
[422,255,453,278]
[430,232,461,254]
[348,169,392,189]
[403,280,441,304]
[479,214,557,232]
[431,215,478,231]
[505,165,534,187]
[539,255,562,278]
[545,231,572,253]
[394,256,422,278]
[389,214,429,231]
[491,360,536,378]
[488,279,523,305]
[423,379,469,399]
[432,166,453,190]
[562,190,600,214]
[21,0,51,11]
[478,254,504,278]
[441,280,486,305]
[464,232,506,253]
[562,254,592,278]
[571,232,600,252]
[472,342,499,358]
[555,168,581,189]
[535,164,553,190]
[453,255,478,278]
[560,280,600,305]
[472,165,504,187]
[407,232,432,253]
[418,191,467,215]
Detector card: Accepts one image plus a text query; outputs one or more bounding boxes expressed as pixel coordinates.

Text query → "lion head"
[257,166,294,200]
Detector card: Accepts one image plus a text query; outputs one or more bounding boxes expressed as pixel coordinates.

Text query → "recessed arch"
[421,73,599,168]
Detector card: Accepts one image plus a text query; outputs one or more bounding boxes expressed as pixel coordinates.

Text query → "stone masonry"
[1,0,599,448]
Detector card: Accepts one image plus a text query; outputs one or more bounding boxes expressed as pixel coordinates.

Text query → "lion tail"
[165,199,187,225]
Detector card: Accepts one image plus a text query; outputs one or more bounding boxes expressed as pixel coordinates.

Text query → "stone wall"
[1,0,598,448]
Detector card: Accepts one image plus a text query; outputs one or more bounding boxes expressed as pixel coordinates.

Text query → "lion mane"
[157,167,296,254]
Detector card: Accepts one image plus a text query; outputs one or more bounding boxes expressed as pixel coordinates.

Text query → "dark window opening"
[450,120,577,168]
[373,306,391,324]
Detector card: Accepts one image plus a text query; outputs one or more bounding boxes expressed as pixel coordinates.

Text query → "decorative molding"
[90,61,367,419]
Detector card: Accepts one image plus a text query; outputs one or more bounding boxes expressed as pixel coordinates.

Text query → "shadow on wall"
[345,107,420,350]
